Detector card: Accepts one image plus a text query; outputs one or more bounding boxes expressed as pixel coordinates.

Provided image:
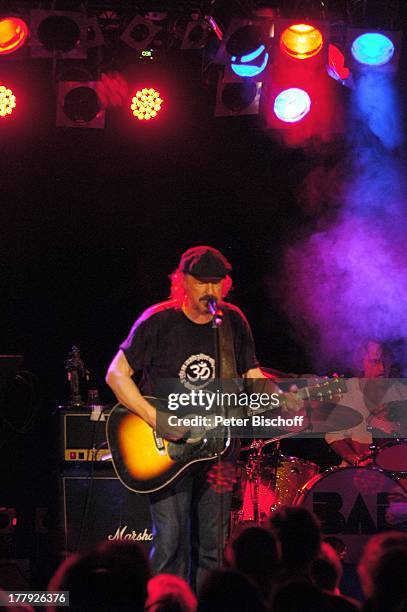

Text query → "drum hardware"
[231,439,278,526]
[231,440,319,527]
[245,439,278,524]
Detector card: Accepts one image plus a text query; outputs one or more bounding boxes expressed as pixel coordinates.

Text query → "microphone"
[207,297,223,326]
[207,296,218,315]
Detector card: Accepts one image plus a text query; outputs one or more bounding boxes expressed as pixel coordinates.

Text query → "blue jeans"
[149,464,232,591]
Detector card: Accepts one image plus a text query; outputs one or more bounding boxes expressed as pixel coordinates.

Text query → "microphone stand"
[209,299,225,567]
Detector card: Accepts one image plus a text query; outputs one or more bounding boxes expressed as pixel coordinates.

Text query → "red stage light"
[0,17,29,55]
[328,44,350,81]
[130,87,163,121]
[280,24,323,60]
[0,85,16,117]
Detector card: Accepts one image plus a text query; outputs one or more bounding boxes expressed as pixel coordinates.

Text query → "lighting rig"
[0,1,403,138]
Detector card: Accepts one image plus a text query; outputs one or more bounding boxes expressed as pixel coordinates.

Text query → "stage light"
[214,18,272,66]
[351,33,394,67]
[222,82,257,111]
[280,24,323,60]
[38,16,79,52]
[181,20,209,50]
[265,18,338,142]
[226,24,265,58]
[130,87,163,121]
[56,81,105,128]
[346,28,401,73]
[327,44,351,83]
[273,88,311,123]
[230,44,269,78]
[121,16,162,51]
[30,10,90,58]
[215,79,262,117]
[0,85,16,118]
[0,17,29,55]
[64,87,98,121]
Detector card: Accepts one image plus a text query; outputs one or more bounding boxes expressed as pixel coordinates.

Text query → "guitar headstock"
[307,376,347,401]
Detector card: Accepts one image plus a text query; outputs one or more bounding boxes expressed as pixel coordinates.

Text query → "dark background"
[0,56,321,400]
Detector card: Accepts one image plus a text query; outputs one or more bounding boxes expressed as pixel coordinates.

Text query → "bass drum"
[294,466,406,563]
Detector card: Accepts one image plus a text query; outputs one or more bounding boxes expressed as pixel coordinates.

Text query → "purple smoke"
[278,74,407,373]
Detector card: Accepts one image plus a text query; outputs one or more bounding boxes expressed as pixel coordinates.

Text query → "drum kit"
[230,397,407,563]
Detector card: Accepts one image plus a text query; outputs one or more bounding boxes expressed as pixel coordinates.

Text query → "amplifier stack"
[58,407,153,555]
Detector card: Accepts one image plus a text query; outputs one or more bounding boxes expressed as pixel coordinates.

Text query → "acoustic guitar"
[107,378,347,494]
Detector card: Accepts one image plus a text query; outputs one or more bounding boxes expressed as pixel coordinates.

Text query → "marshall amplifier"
[58,408,112,462]
[61,469,153,555]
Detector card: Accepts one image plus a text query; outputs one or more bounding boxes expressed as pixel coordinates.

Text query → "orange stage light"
[0,17,29,55]
[280,24,323,60]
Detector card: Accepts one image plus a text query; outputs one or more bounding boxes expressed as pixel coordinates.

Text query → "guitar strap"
[218,310,238,380]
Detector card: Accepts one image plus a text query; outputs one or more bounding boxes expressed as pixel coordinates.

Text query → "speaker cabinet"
[61,469,153,555]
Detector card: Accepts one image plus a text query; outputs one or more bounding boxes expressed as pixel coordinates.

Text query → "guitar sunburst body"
[116,410,174,480]
[107,401,234,494]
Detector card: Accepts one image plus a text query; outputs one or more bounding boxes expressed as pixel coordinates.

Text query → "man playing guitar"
[106,246,301,589]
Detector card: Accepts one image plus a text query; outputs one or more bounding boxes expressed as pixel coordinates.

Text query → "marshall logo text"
[108,526,153,542]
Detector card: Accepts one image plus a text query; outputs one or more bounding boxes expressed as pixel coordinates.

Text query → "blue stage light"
[351,33,394,67]
[236,44,265,63]
[231,44,269,77]
[273,88,311,123]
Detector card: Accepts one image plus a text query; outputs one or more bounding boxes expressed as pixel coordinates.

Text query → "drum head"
[375,441,407,474]
[295,466,405,563]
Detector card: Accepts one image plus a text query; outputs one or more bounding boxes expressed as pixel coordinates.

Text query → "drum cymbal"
[240,403,364,450]
[303,401,363,434]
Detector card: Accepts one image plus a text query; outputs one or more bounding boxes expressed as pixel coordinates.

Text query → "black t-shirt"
[120,299,259,397]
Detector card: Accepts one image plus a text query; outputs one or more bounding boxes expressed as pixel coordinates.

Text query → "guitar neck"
[247,379,346,417]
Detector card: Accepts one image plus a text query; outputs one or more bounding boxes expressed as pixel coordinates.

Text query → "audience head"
[273,580,332,612]
[269,506,321,574]
[311,541,343,593]
[358,531,407,599]
[225,525,280,598]
[373,546,407,612]
[48,540,151,611]
[197,568,265,612]
[146,574,197,612]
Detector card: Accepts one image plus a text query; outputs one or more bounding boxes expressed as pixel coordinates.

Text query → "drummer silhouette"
[326,339,405,467]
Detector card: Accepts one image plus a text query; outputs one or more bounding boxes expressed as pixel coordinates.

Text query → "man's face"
[363,341,388,378]
[183,274,224,315]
